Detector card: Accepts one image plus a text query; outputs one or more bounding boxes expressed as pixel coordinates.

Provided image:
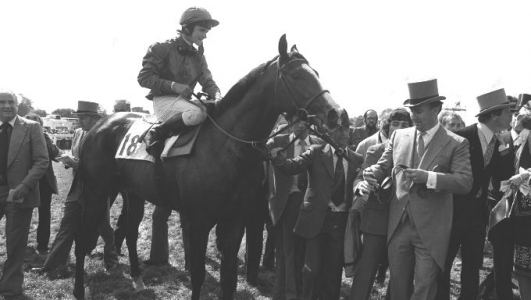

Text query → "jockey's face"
[189,25,209,46]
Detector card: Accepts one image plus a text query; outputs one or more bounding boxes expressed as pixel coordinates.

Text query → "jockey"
[138,7,221,156]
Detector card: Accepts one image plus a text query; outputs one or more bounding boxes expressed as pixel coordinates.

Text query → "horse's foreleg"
[218,216,246,300]
[125,194,146,290]
[188,214,211,300]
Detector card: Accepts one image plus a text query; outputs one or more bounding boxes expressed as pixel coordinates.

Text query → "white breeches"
[153,95,207,125]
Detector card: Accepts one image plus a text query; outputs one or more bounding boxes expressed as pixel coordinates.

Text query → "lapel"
[400,128,416,166]
[418,126,451,170]
[7,117,27,168]
[286,135,295,159]
[321,145,335,179]
[468,124,485,170]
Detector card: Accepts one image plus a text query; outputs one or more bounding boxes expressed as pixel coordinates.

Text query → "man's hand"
[508,171,531,188]
[12,184,30,200]
[356,180,377,196]
[171,82,193,99]
[403,169,428,184]
[270,147,286,165]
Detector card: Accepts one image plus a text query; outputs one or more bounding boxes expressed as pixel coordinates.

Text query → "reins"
[194,55,330,160]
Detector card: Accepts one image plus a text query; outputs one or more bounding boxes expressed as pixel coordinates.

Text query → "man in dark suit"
[360,79,473,300]
[0,90,49,297]
[267,118,323,300]
[436,88,515,300]
[272,113,363,300]
[349,109,378,150]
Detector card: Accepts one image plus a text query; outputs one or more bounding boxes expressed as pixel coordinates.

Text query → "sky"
[1,0,531,125]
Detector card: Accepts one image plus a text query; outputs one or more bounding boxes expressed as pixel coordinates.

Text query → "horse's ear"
[291,45,299,53]
[278,34,288,62]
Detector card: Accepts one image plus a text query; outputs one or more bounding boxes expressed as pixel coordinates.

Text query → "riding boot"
[145,113,188,157]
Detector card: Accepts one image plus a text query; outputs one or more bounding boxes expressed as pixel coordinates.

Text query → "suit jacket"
[371,126,472,270]
[453,124,515,225]
[355,131,386,160]
[349,125,378,150]
[266,134,323,225]
[5,116,49,208]
[356,142,390,236]
[275,144,364,239]
[66,128,85,204]
[42,132,60,194]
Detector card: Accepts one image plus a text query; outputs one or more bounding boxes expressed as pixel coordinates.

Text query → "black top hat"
[404,79,446,107]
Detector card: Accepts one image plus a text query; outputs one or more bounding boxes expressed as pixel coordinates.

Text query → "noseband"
[275,58,329,123]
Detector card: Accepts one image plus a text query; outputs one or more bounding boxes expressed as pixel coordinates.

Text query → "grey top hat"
[404,79,446,107]
[73,101,101,116]
[475,88,515,117]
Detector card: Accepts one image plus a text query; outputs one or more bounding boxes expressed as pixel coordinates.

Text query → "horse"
[74,34,345,300]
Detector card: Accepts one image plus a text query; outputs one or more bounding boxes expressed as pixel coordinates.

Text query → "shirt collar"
[290,133,310,146]
[420,123,440,137]
[3,116,17,128]
[478,122,495,143]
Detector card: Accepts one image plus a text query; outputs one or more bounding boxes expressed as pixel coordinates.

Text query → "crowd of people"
[1,5,531,300]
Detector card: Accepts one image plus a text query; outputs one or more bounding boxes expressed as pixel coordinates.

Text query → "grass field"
[0,162,522,299]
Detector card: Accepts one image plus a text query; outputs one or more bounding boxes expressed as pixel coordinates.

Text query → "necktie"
[0,123,11,185]
[331,153,345,206]
[484,134,497,167]
[298,140,308,188]
[417,131,426,158]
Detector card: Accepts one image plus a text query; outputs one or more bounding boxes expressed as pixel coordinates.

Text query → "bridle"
[197,55,333,159]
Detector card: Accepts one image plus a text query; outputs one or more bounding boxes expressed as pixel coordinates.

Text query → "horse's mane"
[215,55,279,114]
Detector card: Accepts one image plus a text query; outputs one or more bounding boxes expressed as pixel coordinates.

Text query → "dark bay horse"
[74,35,344,299]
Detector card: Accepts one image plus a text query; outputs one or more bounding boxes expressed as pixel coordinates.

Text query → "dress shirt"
[512,128,521,147]
[3,116,17,128]
[290,134,311,193]
[420,123,440,189]
[477,122,496,155]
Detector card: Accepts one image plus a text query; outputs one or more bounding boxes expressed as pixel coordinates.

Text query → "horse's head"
[274,34,348,134]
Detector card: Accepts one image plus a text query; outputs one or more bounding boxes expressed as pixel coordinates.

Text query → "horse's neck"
[216,82,280,142]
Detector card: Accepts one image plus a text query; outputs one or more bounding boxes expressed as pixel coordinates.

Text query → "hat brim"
[73,111,102,117]
[404,96,446,108]
[475,102,516,117]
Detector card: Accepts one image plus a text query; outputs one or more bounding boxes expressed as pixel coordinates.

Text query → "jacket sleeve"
[274,146,317,175]
[137,42,174,96]
[22,123,49,189]
[198,54,220,98]
[371,133,395,183]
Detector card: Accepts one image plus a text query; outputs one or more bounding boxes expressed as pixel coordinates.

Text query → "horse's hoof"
[132,276,146,291]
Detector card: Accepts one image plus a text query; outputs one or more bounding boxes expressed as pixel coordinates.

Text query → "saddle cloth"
[115,117,201,162]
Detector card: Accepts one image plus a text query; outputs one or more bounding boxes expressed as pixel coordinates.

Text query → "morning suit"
[350,142,390,300]
[275,144,363,300]
[44,129,118,270]
[267,133,322,300]
[436,124,514,300]
[0,116,48,296]
[370,126,472,300]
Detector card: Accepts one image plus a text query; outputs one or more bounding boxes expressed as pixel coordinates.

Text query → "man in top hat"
[272,111,364,300]
[33,101,119,273]
[436,89,515,300]
[0,90,48,297]
[359,79,472,300]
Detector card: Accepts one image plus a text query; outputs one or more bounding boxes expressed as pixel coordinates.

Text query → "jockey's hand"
[270,147,286,165]
[171,82,193,99]
[509,171,531,188]
[403,169,428,184]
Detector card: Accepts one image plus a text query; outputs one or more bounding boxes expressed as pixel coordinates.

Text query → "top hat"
[404,79,446,107]
[518,94,531,110]
[73,101,101,116]
[475,88,515,117]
